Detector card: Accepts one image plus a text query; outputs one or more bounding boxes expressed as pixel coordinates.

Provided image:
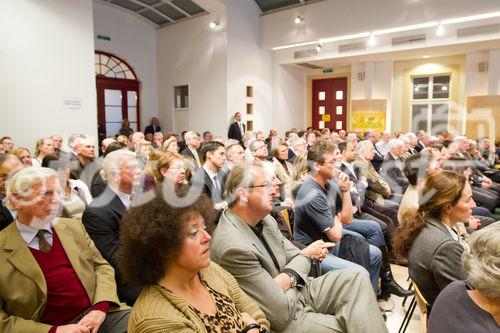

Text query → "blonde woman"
[31,138,54,167]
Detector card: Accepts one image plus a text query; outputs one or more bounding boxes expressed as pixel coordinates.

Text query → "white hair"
[5,167,57,210]
[355,140,374,155]
[100,149,137,183]
[462,222,500,299]
[388,139,404,150]
[404,132,417,142]
[184,131,198,142]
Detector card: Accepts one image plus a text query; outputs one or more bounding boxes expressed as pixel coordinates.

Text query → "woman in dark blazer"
[392,170,476,306]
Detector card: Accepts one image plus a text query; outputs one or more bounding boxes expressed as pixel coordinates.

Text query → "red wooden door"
[312,77,348,131]
[96,77,140,138]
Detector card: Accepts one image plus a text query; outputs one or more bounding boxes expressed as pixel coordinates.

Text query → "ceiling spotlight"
[436,24,444,36]
[367,34,376,46]
[315,43,322,52]
[209,20,219,29]
[294,16,304,24]
[422,55,430,58]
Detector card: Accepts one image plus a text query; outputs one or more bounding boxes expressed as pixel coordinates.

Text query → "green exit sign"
[97,34,111,41]
[323,68,333,74]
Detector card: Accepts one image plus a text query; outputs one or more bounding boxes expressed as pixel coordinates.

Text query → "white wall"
[223,0,273,134]
[93,2,158,132]
[261,0,500,49]
[465,51,489,96]
[0,0,96,152]
[156,3,228,135]
[488,49,500,95]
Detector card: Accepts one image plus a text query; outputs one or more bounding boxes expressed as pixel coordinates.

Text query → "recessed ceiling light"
[436,24,444,36]
[294,16,304,24]
[367,34,376,46]
[209,20,219,29]
[423,55,430,58]
[315,43,322,52]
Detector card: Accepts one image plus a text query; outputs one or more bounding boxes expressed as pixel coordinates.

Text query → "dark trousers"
[71,308,130,333]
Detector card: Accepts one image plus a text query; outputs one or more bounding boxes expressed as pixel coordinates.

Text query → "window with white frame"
[411,74,451,135]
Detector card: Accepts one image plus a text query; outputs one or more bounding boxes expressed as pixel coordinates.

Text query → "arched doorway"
[95,51,140,139]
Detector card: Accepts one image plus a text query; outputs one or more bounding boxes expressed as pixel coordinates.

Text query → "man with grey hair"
[364,130,385,171]
[1,167,130,332]
[152,131,163,149]
[82,150,142,305]
[380,139,409,194]
[375,131,391,156]
[67,133,86,160]
[180,131,202,168]
[129,132,145,151]
[249,140,269,162]
[404,132,419,155]
[211,162,388,333]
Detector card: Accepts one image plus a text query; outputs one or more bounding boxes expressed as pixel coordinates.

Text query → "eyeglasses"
[37,189,64,199]
[187,225,208,239]
[255,145,267,151]
[247,182,273,189]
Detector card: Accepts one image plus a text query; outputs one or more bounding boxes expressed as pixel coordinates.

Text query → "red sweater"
[29,230,109,332]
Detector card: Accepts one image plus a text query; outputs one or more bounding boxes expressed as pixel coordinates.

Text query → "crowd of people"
[0,113,499,332]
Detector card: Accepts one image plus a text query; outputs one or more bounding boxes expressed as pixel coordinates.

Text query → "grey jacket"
[407,217,466,306]
[211,209,310,332]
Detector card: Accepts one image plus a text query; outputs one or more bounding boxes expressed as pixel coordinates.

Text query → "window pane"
[127,91,137,107]
[105,89,122,106]
[318,91,325,101]
[106,122,122,137]
[319,106,325,115]
[105,106,123,122]
[129,122,138,132]
[116,72,126,79]
[336,106,343,115]
[433,75,450,99]
[430,103,449,135]
[412,104,429,132]
[336,91,343,100]
[128,107,137,122]
[336,121,343,129]
[318,121,325,129]
[413,77,429,100]
[175,85,189,108]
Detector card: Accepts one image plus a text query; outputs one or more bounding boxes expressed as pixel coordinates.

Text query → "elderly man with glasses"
[0,167,129,333]
[211,162,388,333]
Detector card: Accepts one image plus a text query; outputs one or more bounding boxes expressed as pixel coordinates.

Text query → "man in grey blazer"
[211,162,388,333]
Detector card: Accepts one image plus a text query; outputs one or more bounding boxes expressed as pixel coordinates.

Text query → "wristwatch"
[285,272,298,288]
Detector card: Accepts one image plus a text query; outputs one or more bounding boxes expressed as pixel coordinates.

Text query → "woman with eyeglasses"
[117,188,269,333]
[143,151,188,192]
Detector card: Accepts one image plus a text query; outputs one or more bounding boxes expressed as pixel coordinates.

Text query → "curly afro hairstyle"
[116,186,215,287]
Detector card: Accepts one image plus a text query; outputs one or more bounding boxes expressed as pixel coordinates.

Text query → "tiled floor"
[381,264,424,333]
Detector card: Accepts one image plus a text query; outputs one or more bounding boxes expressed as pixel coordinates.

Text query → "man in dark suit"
[380,139,409,194]
[0,154,23,231]
[144,117,161,136]
[198,141,227,212]
[364,130,384,171]
[180,131,203,169]
[227,112,245,144]
[82,149,142,305]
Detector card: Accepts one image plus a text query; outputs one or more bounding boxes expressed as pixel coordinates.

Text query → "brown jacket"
[0,218,127,333]
[353,156,391,204]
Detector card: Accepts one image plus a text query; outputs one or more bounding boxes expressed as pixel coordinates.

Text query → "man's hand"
[481,177,492,188]
[281,198,295,210]
[336,172,351,192]
[214,201,228,210]
[241,312,260,333]
[56,324,90,333]
[468,217,481,230]
[77,310,106,333]
[273,273,292,291]
[301,240,334,261]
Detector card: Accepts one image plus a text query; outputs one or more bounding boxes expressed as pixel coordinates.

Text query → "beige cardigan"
[128,262,269,333]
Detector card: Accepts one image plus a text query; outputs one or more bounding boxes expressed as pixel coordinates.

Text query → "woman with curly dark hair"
[117,189,269,333]
[392,170,476,306]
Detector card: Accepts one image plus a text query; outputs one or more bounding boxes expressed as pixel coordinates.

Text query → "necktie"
[37,230,51,252]
[213,174,222,200]
[193,150,202,167]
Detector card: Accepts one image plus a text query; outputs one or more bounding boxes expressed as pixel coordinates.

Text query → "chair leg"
[402,281,413,307]
[398,297,416,333]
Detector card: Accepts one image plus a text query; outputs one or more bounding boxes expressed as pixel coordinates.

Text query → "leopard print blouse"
[189,281,246,333]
